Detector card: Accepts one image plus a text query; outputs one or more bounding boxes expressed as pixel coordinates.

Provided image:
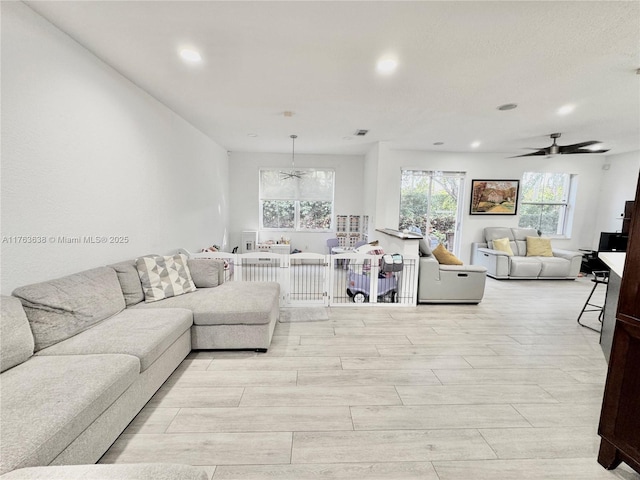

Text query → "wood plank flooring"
[100,277,640,479]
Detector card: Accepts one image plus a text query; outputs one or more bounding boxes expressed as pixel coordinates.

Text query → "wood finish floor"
[100,277,640,479]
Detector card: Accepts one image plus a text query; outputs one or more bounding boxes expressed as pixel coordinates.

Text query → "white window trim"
[259,168,335,232]
[518,172,575,238]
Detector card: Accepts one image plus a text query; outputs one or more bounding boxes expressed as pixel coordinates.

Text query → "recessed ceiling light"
[179,48,202,63]
[471,141,481,148]
[557,104,575,116]
[497,103,518,111]
[376,58,398,74]
[433,142,444,146]
[247,133,258,138]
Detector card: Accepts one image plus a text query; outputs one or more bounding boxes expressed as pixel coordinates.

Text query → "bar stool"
[577,270,609,333]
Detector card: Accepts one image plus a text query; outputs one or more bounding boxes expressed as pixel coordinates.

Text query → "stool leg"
[577,281,603,333]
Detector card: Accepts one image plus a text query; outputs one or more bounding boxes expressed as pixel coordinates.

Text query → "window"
[518,172,573,235]
[399,170,465,254]
[259,169,334,231]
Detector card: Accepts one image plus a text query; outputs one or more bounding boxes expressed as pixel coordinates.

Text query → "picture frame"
[470,179,519,215]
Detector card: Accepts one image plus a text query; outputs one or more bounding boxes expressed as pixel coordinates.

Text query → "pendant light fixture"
[280,134,306,180]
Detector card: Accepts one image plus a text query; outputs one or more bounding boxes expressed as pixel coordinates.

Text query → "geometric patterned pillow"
[135,254,196,303]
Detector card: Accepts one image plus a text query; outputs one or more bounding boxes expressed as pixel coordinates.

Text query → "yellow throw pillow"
[432,244,463,265]
[492,237,514,256]
[526,236,553,257]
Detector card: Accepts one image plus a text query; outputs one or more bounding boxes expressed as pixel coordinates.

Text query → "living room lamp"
[280,134,306,180]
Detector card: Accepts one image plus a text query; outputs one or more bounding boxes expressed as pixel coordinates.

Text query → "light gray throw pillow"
[109,260,145,306]
[187,258,224,288]
[136,254,196,303]
[1,295,35,372]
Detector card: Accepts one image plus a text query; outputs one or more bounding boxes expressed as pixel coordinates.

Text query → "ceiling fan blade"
[569,148,610,154]
[509,150,548,158]
[559,141,601,153]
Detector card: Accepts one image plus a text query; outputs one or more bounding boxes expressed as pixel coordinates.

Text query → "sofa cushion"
[0,464,208,480]
[512,228,539,256]
[418,238,432,257]
[492,237,514,256]
[432,244,463,265]
[509,256,542,277]
[484,227,514,245]
[187,258,224,288]
[131,282,280,326]
[136,254,196,303]
[12,267,126,352]
[108,260,145,307]
[0,354,139,475]
[1,296,35,373]
[37,308,192,372]
[526,236,553,257]
[539,256,571,277]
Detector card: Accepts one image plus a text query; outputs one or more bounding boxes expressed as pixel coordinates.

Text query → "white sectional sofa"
[0,256,280,477]
[471,227,582,279]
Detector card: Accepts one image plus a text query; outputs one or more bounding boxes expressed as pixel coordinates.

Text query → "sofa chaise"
[417,239,488,304]
[0,254,280,477]
[471,227,582,279]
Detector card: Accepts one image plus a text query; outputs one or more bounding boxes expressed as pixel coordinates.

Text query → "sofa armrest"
[477,247,510,256]
[552,248,583,260]
[472,247,510,278]
[552,249,583,277]
[419,256,441,282]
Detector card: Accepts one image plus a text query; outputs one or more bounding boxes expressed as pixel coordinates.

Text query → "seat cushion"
[131,282,280,326]
[539,257,571,277]
[12,267,126,351]
[509,256,542,277]
[0,354,139,474]
[1,296,34,373]
[37,309,192,372]
[0,464,208,480]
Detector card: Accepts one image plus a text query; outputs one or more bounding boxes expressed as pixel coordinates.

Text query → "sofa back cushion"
[1,295,35,372]
[136,254,197,303]
[12,267,126,351]
[484,227,516,252]
[187,259,225,288]
[109,260,145,306]
[511,228,539,256]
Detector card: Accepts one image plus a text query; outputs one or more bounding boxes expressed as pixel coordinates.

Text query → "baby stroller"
[346,254,403,303]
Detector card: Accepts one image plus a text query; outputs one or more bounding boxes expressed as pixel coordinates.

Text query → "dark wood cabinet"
[598,178,640,474]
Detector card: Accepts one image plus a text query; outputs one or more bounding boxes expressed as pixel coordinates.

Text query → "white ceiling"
[25,1,640,157]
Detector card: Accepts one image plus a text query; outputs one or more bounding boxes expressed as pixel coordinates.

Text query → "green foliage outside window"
[518,172,571,235]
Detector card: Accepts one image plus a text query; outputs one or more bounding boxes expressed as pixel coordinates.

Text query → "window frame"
[259,168,335,232]
[518,171,574,237]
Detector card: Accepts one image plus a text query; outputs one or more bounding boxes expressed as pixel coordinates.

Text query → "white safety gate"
[180,249,419,307]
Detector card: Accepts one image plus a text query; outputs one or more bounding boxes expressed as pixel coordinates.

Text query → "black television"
[598,232,628,252]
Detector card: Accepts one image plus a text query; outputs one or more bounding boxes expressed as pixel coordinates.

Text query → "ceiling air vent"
[354,129,369,136]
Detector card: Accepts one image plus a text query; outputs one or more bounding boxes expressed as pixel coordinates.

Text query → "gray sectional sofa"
[471,227,582,279]
[0,256,280,477]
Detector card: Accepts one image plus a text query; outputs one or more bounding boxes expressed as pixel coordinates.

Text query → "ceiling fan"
[280,134,306,180]
[510,133,609,158]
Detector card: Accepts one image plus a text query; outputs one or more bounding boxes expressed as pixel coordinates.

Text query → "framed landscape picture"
[470,179,519,215]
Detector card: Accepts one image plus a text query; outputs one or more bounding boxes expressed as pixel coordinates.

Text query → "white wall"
[368,142,610,263]
[1,2,229,294]
[228,152,364,253]
[593,150,640,243]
